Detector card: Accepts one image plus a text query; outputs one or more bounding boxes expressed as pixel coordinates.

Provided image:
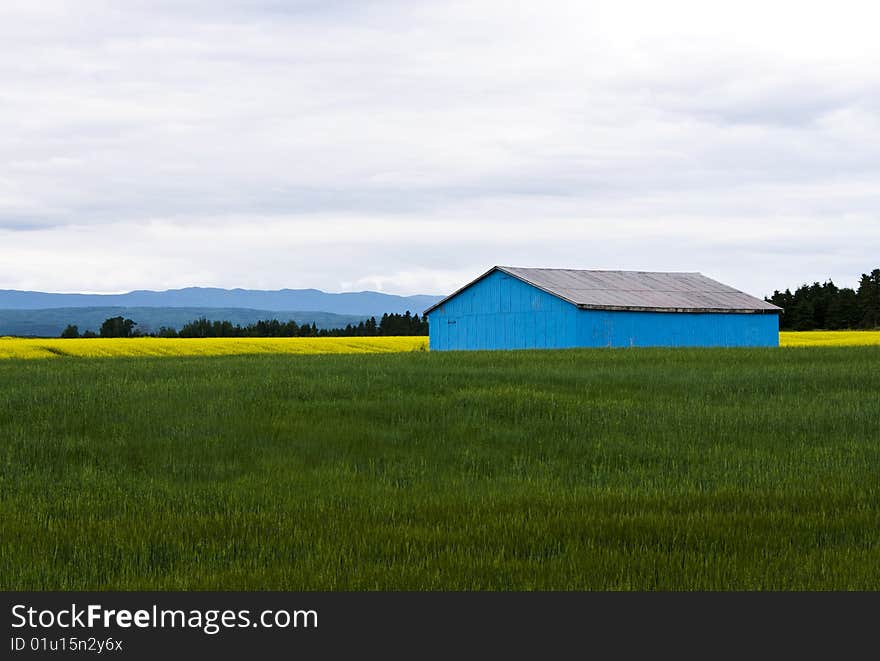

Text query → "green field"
[1,346,879,589]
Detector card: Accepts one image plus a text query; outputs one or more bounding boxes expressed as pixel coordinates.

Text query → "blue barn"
[424,266,781,351]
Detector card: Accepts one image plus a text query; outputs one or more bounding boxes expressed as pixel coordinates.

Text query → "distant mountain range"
[0,307,372,338]
[0,287,444,337]
[0,287,443,315]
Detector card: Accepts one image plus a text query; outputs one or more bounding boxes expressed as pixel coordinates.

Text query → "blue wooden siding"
[575,308,778,348]
[427,270,580,350]
[427,270,779,350]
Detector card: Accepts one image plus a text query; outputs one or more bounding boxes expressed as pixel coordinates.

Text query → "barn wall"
[575,309,779,348]
[427,270,780,350]
[427,269,580,350]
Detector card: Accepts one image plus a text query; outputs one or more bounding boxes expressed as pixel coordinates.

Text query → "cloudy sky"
[1,1,878,297]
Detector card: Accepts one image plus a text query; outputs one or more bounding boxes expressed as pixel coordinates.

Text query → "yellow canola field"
[0,336,428,359]
[779,330,880,347]
[2,331,879,359]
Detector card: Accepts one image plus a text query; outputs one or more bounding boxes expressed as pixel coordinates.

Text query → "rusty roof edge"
[575,304,781,314]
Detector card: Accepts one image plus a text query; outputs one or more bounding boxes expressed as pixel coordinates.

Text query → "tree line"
[765,268,880,330]
[61,311,429,338]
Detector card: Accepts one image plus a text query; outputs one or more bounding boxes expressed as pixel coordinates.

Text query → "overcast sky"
[1,1,878,297]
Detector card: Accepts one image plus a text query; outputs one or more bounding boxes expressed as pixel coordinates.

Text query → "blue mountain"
[0,287,443,317]
[0,307,374,337]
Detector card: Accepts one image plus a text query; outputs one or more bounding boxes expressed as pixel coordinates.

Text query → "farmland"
[779,330,880,347]
[1,330,879,360]
[0,336,427,359]
[1,342,879,590]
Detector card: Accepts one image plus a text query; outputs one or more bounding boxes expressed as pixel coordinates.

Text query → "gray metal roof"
[424,266,781,315]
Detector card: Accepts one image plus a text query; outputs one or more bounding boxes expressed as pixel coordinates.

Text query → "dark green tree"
[60,324,80,338]
[767,270,878,330]
[858,269,880,328]
[171,312,429,338]
[826,288,860,330]
[99,316,137,338]
[179,318,214,338]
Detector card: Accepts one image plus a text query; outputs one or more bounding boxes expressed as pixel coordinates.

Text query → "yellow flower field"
[779,330,880,347]
[1,331,878,359]
[0,336,428,359]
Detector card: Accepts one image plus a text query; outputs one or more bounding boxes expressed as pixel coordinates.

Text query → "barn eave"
[574,304,781,314]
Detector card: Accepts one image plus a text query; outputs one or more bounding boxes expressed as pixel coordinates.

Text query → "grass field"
[1,330,879,360]
[1,345,879,589]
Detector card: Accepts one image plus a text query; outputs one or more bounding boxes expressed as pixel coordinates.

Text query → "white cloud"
[0,0,878,297]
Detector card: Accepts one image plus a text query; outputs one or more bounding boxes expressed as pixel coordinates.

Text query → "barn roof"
[424,266,782,315]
